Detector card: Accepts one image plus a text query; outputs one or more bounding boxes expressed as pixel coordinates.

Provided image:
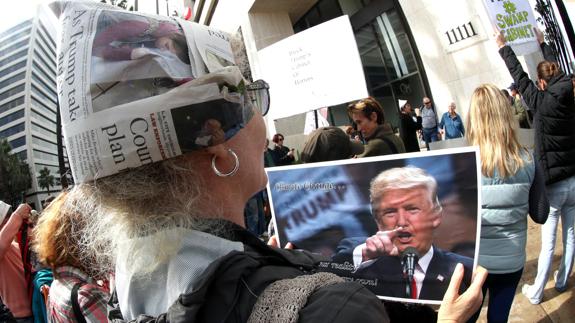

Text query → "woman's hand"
[534,27,545,45]
[267,235,294,249]
[438,264,487,323]
[494,30,506,48]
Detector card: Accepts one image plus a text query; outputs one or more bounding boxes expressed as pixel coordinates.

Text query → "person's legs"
[486,269,523,323]
[429,130,439,142]
[523,180,567,303]
[554,177,575,291]
[422,128,433,150]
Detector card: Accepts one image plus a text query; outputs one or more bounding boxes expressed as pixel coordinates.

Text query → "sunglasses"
[424,101,431,104]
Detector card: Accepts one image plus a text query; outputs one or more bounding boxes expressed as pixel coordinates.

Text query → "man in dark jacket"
[347,97,406,157]
[497,27,575,304]
[398,100,423,152]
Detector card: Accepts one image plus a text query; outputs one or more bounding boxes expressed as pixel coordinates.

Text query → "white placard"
[484,0,539,51]
[258,15,368,120]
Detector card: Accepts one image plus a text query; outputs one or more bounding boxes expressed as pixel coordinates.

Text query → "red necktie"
[411,277,417,299]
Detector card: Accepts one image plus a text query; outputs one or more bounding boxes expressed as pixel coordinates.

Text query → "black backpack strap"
[71,283,88,323]
[380,137,398,154]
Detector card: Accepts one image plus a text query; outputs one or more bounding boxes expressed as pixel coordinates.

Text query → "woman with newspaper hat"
[54,1,486,322]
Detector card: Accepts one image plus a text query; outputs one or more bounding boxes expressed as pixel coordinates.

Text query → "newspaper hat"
[51,1,252,183]
[398,99,408,109]
[301,127,364,163]
[0,201,10,224]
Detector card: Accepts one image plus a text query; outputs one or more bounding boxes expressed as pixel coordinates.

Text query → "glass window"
[34,149,59,163]
[33,62,56,87]
[373,11,417,77]
[31,109,57,126]
[9,136,25,149]
[0,122,24,137]
[31,122,57,138]
[0,27,31,49]
[0,39,30,58]
[35,46,57,73]
[0,20,32,41]
[32,85,57,105]
[0,109,24,127]
[0,72,25,90]
[0,84,25,102]
[39,22,56,48]
[31,96,57,115]
[306,7,322,29]
[0,60,27,79]
[0,96,24,114]
[338,0,364,16]
[36,30,56,58]
[0,49,28,68]
[32,73,57,97]
[318,0,342,21]
[32,136,58,152]
[15,150,27,161]
[35,164,60,177]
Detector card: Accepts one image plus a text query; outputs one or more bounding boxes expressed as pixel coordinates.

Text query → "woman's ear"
[205,144,228,159]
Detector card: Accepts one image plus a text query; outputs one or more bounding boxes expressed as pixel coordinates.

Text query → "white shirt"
[115,228,244,320]
[352,244,434,298]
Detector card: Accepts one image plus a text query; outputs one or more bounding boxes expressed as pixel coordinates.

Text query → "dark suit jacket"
[399,113,422,153]
[332,237,473,301]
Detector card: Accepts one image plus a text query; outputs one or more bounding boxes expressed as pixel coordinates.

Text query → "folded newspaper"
[50,1,248,183]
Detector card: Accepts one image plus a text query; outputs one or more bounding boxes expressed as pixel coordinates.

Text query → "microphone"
[401,247,420,299]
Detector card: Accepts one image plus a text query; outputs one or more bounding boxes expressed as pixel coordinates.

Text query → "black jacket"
[399,113,422,153]
[499,44,575,185]
[108,222,389,323]
[270,145,295,166]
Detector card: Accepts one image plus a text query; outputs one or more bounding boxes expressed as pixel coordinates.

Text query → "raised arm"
[0,204,30,260]
[495,31,543,113]
[535,28,557,63]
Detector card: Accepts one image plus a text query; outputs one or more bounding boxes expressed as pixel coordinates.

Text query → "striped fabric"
[48,267,109,323]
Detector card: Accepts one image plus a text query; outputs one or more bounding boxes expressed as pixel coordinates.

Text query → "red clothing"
[0,241,32,318]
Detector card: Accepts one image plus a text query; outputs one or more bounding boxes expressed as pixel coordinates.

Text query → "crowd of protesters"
[1,7,574,323]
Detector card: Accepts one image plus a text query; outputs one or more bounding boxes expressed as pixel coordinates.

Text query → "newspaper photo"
[266,147,481,304]
[51,1,243,183]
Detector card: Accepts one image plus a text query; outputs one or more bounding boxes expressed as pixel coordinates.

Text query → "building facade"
[204,0,572,151]
[0,6,61,209]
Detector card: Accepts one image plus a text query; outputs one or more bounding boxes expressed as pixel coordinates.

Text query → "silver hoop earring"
[211,148,240,177]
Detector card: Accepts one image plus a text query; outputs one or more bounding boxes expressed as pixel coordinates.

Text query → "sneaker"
[522,284,541,305]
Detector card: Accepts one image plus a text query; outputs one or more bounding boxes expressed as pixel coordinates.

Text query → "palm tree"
[0,139,31,206]
[37,167,55,195]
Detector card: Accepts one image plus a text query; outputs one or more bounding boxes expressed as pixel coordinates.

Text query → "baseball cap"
[508,83,518,91]
[301,127,364,163]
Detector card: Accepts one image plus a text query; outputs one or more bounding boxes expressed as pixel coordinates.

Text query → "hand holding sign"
[494,29,507,49]
[534,27,545,45]
[362,228,404,261]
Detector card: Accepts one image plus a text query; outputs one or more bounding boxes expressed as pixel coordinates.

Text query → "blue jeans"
[480,269,524,323]
[422,127,438,150]
[523,175,575,303]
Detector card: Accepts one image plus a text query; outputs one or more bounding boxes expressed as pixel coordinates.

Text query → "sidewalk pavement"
[478,219,575,322]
